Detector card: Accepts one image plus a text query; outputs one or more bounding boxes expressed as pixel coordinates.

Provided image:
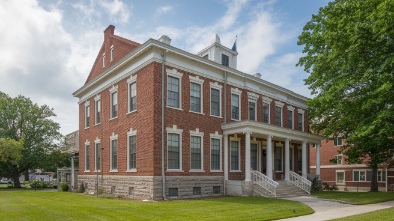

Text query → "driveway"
[278,196,394,221]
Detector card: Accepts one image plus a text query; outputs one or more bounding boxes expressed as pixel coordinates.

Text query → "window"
[109,85,118,119]
[298,109,304,131]
[275,106,282,126]
[211,138,221,171]
[190,82,201,113]
[275,146,283,171]
[287,110,293,129]
[190,136,202,170]
[95,142,100,171]
[230,140,240,171]
[334,137,343,146]
[231,94,240,120]
[210,88,221,117]
[129,82,137,112]
[168,134,180,170]
[102,53,105,67]
[167,76,180,108]
[263,103,270,123]
[95,98,101,124]
[168,188,178,196]
[378,170,386,182]
[249,102,256,121]
[336,171,345,184]
[297,149,302,172]
[353,170,366,181]
[110,45,114,62]
[110,136,118,171]
[213,186,221,194]
[290,147,294,171]
[85,144,90,171]
[203,54,208,59]
[336,155,343,164]
[222,54,229,66]
[251,143,258,170]
[193,187,201,195]
[128,135,136,170]
[85,105,90,128]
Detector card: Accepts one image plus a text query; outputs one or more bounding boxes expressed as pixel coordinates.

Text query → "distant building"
[62,130,79,190]
[73,25,323,200]
[65,130,79,155]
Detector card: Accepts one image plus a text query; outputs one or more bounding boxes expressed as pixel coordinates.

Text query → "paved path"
[278,196,394,221]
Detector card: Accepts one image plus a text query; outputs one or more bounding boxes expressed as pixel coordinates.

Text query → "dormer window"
[110,45,114,62]
[222,54,229,66]
[102,53,105,67]
[203,54,208,59]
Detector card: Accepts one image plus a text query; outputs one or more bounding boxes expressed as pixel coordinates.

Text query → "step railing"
[289,171,311,193]
[251,169,279,197]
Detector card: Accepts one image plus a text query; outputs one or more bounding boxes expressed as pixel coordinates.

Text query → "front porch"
[222,120,324,197]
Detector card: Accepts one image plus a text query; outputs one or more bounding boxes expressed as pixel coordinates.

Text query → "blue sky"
[0,0,330,135]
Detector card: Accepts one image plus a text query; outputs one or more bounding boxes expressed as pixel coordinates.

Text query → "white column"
[71,156,74,190]
[302,141,307,179]
[224,134,229,181]
[245,131,252,181]
[285,139,290,181]
[266,135,273,179]
[316,144,321,178]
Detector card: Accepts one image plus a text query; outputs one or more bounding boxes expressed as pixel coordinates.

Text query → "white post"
[285,139,290,181]
[302,141,307,179]
[71,156,74,190]
[316,144,321,178]
[266,135,273,179]
[224,134,229,181]
[245,131,251,181]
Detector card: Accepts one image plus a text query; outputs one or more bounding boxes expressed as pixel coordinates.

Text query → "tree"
[297,0,394,191]
[0,92,62,187]
[0,138,23,164]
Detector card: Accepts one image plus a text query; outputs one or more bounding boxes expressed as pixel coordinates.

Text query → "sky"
[0,0,330,136]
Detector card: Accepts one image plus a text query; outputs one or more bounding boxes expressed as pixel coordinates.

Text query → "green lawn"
[0,192,313,220]
[312,191,394,205]
[331,207,394,221]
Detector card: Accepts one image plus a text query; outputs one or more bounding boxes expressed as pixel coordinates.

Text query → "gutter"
[161,50,167,200]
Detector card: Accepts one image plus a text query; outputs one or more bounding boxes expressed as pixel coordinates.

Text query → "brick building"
[73,25,324,200]
[310,138,394,192]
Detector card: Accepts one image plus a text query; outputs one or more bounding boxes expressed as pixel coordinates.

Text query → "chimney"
[104,25,115,40]
[254,73,261,78]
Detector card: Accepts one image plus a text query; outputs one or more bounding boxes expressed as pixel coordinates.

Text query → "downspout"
[223,71,227,195]
[161,50,167,200]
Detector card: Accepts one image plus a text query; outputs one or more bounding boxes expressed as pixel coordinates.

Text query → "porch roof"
[221,120,324,144]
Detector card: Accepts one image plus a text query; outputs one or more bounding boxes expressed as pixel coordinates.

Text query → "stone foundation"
[225,180,253,196]
[78,175,224,200]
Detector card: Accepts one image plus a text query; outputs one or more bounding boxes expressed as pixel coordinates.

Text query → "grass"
[312,191,394,205]
[331,207,394,221]
[0,192,313,220]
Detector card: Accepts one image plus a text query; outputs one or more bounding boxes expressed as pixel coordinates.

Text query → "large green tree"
[0,92,63,187]
[0,138,23,164]
[298,0,394,191]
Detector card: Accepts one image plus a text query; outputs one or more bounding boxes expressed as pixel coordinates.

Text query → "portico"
[222,120,324,196]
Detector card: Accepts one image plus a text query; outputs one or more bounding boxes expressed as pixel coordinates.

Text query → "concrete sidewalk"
[278,196,394,221]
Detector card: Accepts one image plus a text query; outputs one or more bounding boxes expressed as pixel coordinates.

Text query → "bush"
[30,180,48,188]
[322,182,338,191]
[60,183,69,192]
[78,182,85,193]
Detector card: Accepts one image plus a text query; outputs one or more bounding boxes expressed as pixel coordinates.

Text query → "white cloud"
[99,0,130,24]
[156,5,173,16]
[72,0,100,23]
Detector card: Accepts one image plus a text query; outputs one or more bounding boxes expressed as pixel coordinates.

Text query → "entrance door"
[261,149,266,174]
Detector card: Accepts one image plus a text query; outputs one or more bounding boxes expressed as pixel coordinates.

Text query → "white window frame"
[84,101,90,129]
[210,131,223,172]
[248,92,258,121]
[336,154,343,165]
[231,88,242,121]
[287,106,295,129]
[377,170,386,182]
[109,85,118,119]
[110,45,114,62]
[336,170,345,184]
[166,125,183,172]
[127,75,137,113]
[110,132,118,172]
[353,170,366,182]
[94,95,101,125]
[334,137,343,146]
[166,69,183,110]
[102,53,105,68]
[84,140,90,172]
[230,136,241,172]
[298,109,305,131]
[262,97,272,124]
[94,137,100,172]
[275,101,284,127]
[189,128,204,172]
[210,82,222,118]
[189,75,204,114]
[127,128,137,172]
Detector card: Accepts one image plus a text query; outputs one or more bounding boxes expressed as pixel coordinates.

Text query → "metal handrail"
[251,169,279,197]
[289,171,311,193]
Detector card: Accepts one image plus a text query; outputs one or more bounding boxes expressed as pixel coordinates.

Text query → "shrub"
[60,183,69,192]
[78,182,85,193]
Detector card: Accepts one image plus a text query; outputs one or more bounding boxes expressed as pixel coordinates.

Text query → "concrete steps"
[253,180,310,198]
